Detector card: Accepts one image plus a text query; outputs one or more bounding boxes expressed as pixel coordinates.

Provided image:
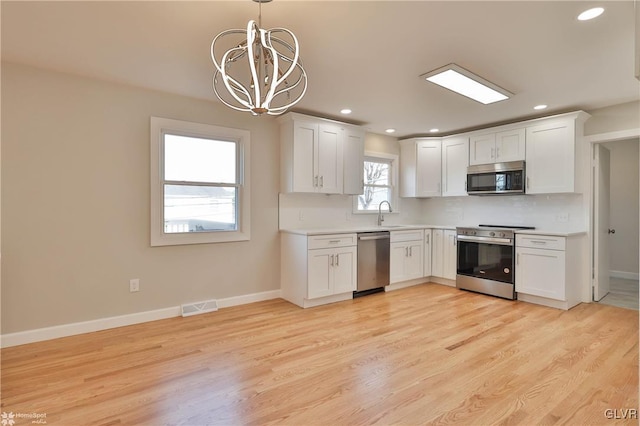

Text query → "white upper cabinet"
[441,136,469,197]
[317,123,343,194]
[279,113,364,195]
[469,128,525,165]
[525,112,589,194]
[400,138,442,198]
[496,128,526,162]
[342,127,365,195]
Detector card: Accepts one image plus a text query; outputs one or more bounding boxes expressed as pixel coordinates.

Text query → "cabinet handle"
[426,234,429,244]
[531,240,547,245]
[409,246,412,257]
[320,176,324,187]
[328,240,340,244]
[491,147,495,159]
[526,176,530,190]
[496,147,500,158]
[405,247,408,257]
[517,253,520,265]
[315,176,319,187]
[336,254,340,266]
[330,254,334,267]
[453,236,457,246]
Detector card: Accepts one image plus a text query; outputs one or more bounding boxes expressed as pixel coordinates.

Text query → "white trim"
[217,289,282,309]
[354,151,400,214]
[587,129,640,302]
[150,117,251,246]
[0,289,282,348]
[428,277,457,287]
[610,270,640,281]
[385,278,429,291]
[584,128,640,143]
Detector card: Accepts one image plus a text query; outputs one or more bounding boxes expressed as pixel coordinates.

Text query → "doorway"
[592,137,639,310]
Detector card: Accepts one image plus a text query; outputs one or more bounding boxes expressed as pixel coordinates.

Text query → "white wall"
[1,62,281,334]
[603,138,639,276]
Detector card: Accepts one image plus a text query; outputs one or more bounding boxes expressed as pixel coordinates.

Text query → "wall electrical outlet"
[556,213,570,223]
[129,278,140,292]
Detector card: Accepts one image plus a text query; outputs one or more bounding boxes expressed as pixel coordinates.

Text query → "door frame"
[585,128,640,301]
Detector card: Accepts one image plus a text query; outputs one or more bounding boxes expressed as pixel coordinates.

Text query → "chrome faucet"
[377,200,393,226]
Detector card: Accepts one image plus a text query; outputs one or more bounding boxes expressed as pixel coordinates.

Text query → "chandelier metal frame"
[210,0,307,116]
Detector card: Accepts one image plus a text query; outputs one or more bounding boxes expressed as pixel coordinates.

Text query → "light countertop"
[514,229,587,237]
[281,225,453,236]
[280,226,586,237]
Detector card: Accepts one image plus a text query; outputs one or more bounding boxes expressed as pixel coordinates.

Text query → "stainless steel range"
[456,225,534,300]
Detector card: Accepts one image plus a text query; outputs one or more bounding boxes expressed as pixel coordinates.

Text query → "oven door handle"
[457,235,513,246]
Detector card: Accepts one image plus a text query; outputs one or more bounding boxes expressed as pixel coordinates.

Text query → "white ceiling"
[2,1,638,138]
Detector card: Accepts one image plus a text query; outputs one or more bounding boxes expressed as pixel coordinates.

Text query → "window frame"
[353,151,399,214]
[150,117,250,246]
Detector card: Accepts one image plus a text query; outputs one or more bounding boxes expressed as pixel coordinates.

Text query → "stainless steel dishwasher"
[355,231,390,297]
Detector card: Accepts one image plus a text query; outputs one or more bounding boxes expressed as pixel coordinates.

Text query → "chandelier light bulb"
[211,1,307,115]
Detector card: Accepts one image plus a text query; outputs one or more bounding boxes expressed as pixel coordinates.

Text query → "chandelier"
[210,0,307,116]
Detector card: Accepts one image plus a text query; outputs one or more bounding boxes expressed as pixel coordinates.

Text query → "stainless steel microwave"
[466,161,525,195]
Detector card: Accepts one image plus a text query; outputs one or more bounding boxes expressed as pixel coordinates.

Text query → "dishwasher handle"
[358,234,390,241]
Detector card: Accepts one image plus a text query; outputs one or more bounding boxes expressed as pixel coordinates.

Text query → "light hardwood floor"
[599,278,639,311]
[2,284,638,425]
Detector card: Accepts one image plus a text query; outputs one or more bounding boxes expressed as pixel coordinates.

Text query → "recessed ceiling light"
[429,128,440,133]
[421,64,512,105]
[578,7,604,21]
[340,108,352,114]
[534,104,548,110]
[385,128,396,134]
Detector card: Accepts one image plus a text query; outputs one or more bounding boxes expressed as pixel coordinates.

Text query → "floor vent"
[181,299,218,317]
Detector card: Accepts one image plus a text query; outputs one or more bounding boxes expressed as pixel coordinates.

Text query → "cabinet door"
[431,230,444,278]
[525,119,575,194]
[307,248,333,299]
[317,124,344,194]
[469,133,496,165]
[390,242,408,284]
[495,128,525,162]
[515,247,566,300]
[442,136,469,197]
[416,140,442,197]
[292,121,319,193]
[343,128,365,195]
[423,229,432,277]
[443,230,457,280]
[405,242,424,280]
[333,246,357,294]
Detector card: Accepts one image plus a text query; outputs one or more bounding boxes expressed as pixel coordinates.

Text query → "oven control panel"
[456,227,515,240]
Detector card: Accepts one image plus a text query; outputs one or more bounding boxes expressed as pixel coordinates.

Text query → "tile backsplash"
[279,192,585,232]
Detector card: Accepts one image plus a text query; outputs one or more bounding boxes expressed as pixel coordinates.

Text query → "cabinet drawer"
[516,234,565,251]
[308,233,357,249]
[390,229,424,243]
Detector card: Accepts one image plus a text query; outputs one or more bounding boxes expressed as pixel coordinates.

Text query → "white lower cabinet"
[423,229,432,277]
[390,230,424,283]
[515,234,582,310]
[431,229,457,280]
[307,246,357,299]
[281,233,357,308]
[443,230,457,280]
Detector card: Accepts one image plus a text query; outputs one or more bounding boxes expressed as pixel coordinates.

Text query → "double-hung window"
[150,117,250,246]
[356,153,398,212]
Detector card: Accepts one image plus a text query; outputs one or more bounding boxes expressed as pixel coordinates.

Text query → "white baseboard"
[1,289,282,348]
[610,270,640,280]
[385,278,429,292]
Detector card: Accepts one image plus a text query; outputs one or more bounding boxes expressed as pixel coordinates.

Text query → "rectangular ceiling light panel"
[421,64,512,105]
